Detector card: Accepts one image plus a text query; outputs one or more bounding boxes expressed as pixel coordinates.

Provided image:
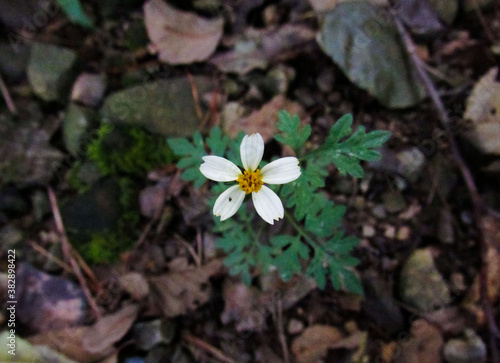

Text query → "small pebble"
[362,225,376,238]
[372,204,387,219]
[397,226,411,241]
[288,318,305,334]
[384,225,396,239]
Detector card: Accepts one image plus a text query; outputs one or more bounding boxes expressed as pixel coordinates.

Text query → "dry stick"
[392,12,500,361]
[182,332,236,363]
[29,241,73,273]
[0,74,17,114]
[277,298,291,363]
[47,187,102,320]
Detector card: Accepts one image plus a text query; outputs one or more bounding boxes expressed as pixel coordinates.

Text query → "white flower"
[200,133,301,224]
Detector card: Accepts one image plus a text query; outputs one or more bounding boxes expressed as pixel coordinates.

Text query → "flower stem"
[284,210,316,246]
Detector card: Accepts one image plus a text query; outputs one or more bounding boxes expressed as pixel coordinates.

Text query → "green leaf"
[305,198,346,238]
[327,113,353,145]
[206,126,228,156]
[270,235,309,281]
[167,131,206,188]
[56,0,94,28]
[331,153,364,178]
[275,110,311,154]
[364,130,392,148]
[305,238,363,295]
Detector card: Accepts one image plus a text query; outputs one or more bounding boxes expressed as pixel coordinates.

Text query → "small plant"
[168,111,390,294]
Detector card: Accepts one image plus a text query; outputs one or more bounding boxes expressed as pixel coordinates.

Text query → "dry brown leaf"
[399,319,443,363]
[224,95,307,143]
[463,67,500,155]
[143,0,223,64]
[28,305,138,362]
[291,325,342,363]
[149,258,222,317]
[221,275,316,332]
[82,305,139,353]
[29,326,105,363]
[210,25,316,75]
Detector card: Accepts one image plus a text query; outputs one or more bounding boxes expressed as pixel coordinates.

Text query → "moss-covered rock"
[100,77,213,136]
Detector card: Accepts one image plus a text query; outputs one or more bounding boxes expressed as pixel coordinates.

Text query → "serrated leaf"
[271,235,309,281]
[364,130,392,148]
[168,132,207,188]
[275,110,311,154]
[167,138,196,155]
[331,153,364,178]
[306,251,328,289]
[305,200,346,238]
[324,234,360,254]
[327,113,353,145]
[206,126,228,156]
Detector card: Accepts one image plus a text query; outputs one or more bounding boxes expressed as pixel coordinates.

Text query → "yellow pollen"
[237,169,264,194]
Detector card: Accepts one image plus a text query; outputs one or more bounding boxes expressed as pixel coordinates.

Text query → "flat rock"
[101,77,213,136]
[0,112,64,186]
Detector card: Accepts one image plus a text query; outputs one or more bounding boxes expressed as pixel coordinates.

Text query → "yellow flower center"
[237,169,264,194]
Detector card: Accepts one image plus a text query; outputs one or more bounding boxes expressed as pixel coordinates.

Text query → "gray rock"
[133,320,176,351]
[61,178,122,242]
[27,42,79,102]
[101,77,213,137]
[63,103,96,156]
[444,329,486,363]
[0,112,64,186]
[399,248,451,312]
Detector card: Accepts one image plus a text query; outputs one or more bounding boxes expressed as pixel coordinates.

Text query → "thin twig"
[0,74,17,114]
[277,298,291,363]
[182,332,236,363]
[186,70,203,121]
[29,241,73,273]
[392,11,500,362]
[175,234,201,267]
[47,187,101,320]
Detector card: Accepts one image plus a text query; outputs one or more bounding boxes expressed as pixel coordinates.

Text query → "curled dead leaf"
[463,67,500,155]
[27,305,138,363]
[144,0,223,64]
[399,319,443,363]
[224,95,307,143]
[291,325,342,363]
[149,258,222,318]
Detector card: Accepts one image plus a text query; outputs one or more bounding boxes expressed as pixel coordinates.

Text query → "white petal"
[252,186,284,225]
[200,156,241,182]
[213,185,246,221]
[240,133,264,171]
[261,157,301,184]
